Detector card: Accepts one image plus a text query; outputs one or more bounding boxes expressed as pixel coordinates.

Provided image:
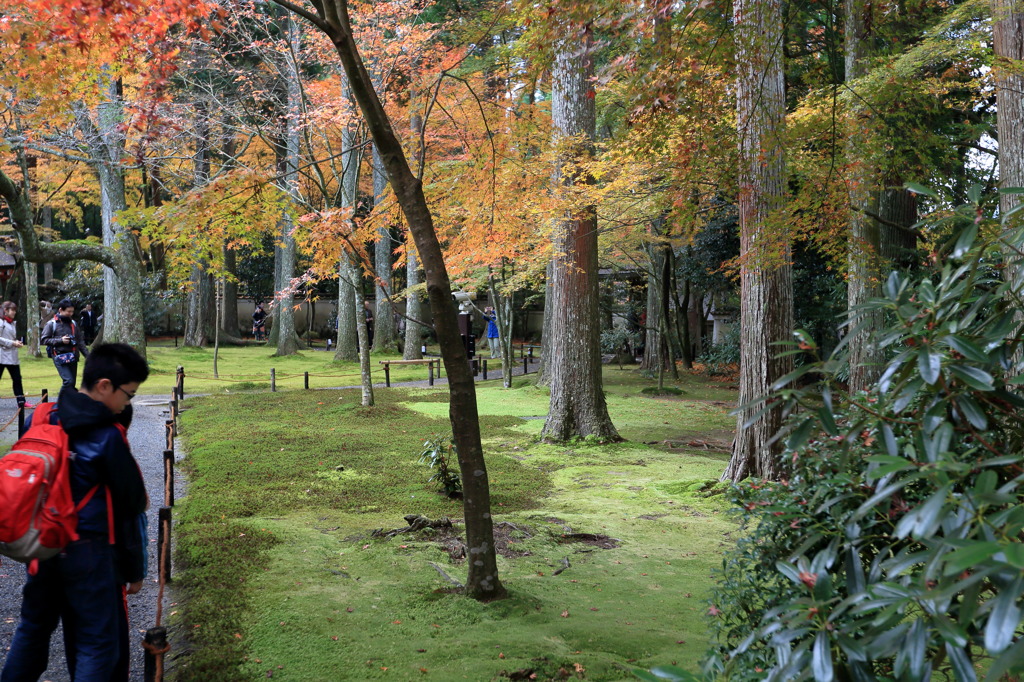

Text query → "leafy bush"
[698,324,740,376]
[706,190,1024,681]
[418,434,462,498]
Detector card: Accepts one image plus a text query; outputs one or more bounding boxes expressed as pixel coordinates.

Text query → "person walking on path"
[480,305,500,359]
[79,303,99,345]
[1,343,151,682]
[0,301,30,408]
[41,299,88,390]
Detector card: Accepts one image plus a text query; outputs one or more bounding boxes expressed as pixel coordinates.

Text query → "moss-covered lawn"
[172,367,738,681]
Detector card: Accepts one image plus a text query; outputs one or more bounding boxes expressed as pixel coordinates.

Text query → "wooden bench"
[379,358,442,387]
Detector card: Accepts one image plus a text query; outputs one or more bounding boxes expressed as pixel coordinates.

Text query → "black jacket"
[41,314,87,360]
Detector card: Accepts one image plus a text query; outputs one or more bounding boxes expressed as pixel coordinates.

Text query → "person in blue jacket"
[1,343,150,682]
[481,306,500,359]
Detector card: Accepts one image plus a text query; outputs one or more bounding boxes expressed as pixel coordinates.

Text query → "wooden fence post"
[175,366,184,400]
[384,364,391,388]
[523,356,529,375]
[304,372,309,390]
[142,626,168,682]
[482,359,488,381]
[41,389,48,403]
[158,507,172,583]
[428,361,434,386]
[165,420,174,452]
[270,368,276,392]
[163,450,175,507]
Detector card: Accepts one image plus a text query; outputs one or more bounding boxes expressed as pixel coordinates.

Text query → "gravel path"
[0,396,183,682]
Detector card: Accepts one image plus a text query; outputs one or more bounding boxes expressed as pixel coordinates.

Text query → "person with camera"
[41,299,88,389]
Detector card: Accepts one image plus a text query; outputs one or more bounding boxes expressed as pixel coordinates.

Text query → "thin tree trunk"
[722,0,793,482]
[541,32,620,442]
[335,257,359,361]
[277,0,506,600]
[403,242,424,359]
[535,261,554,386]
[355,269,374,406]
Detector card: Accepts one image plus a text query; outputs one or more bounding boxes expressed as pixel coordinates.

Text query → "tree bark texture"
[372,144,396,352]
[403,242,425,359]
[334,105,361,362]
[354,269,374,406]
[722,0,793,482]
[535,261,554,386]
[274,0,506,600]
[403,104,425,360]
[994,0,1024,257]
[540,34,620,443]
[845,0,884,394]
[274,16,302,357]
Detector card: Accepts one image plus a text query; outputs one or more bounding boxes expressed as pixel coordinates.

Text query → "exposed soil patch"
[556,532,620,549]
[429,520,535,563]
[638,513,668,520]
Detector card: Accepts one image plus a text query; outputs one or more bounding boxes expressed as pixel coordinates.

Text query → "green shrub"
[706,190,1024,680]
[698,324,740,376]
[418,434,463,498]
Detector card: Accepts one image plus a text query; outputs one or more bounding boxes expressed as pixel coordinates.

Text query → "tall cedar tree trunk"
[404,104,425,360]
[274,0,506,600]
[185,106,212,347]
[879,182,917,268]
[372,145,396,352]
[994,0,1024,257]
[334,92,361,362]
[845,0,884,393]
[274,16,302,357]
[721,0,794,482]
[540,33,620,442]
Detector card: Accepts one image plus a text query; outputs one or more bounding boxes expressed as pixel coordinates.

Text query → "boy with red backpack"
[1,343,150,682]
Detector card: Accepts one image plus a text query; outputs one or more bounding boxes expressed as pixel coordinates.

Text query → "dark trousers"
[0,364,25,405]
[0,537,129,682]
[54,361,78,390]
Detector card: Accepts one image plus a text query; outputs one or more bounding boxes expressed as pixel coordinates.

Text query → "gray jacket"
[0,317,20,365]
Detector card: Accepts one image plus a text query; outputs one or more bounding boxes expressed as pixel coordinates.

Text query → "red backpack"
[0,403,101,572]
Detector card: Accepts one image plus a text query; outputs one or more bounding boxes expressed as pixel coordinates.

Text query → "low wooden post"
[304,372,309,390]
[270,368,276,392]
[163,450,174,507]
[471,358,478,376]
[142,626,168,682]
[158,507,172,583]
[529,346,534,361]
[428,361,434,386]
[17,404,25,437]
[175,366,184,400]
[482,359,488,381]
[165,420,174,451]
[41,389,48,403]
[523,356,529,375]
[384,364,391,388]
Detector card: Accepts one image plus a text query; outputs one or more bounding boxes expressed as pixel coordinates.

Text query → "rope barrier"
[0,408,21,433]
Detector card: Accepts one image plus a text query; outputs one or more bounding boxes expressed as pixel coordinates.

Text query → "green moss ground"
[172,368,738,681]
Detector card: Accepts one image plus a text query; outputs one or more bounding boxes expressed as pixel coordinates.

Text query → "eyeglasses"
[117,386,137,401]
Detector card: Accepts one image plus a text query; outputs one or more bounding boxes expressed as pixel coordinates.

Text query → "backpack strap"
[32,402,56,425]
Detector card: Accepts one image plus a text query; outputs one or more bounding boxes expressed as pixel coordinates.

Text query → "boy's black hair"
[81,343,149,390]
[57,298,74,312]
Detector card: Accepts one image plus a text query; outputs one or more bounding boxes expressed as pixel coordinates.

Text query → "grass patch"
[172,367,737,681]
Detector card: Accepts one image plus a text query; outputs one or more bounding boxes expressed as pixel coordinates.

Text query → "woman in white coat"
[0,300,28,407]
